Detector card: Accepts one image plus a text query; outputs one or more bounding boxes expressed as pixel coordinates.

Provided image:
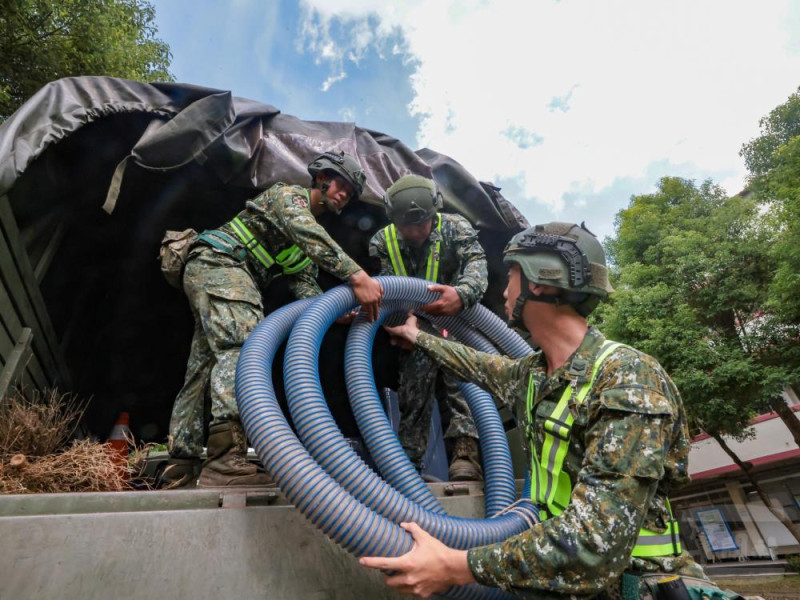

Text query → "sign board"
[695,508,738,552]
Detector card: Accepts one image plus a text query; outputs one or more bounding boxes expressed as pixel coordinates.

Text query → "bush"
[787,554,800,573]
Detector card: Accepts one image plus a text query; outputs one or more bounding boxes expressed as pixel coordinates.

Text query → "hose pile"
[236,276,536,599]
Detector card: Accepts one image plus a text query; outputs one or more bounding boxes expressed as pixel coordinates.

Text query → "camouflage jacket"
[368,213,488,309]
[190,183,361,299]
[415,327,704,599]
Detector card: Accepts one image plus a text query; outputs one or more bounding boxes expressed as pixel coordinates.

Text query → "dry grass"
[0,388,86,456]
[714,575,800,599]
[0,388,145,494]
[0,439,131,494]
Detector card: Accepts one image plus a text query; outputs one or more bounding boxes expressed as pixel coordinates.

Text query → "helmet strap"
[508,272,534,328]
[509,275,593,327]
[526,290,593,316]
[526,293,564,306]
[317,180,344,215]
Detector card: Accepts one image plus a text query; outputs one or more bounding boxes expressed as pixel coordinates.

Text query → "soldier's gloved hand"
[419,284,463,316]
[349,270,383,322]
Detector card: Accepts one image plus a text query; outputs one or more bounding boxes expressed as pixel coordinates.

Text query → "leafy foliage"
[597,177,800,438]
[741,87,800,177]
[0,0,173,121]
[741,90,800,323]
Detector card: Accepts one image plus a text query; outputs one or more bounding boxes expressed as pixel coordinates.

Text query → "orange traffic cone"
[107,412,131,478]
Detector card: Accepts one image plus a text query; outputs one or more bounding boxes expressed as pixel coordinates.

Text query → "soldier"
[361,222,712,599]
[162,151,383,488]
[369,174,487,481]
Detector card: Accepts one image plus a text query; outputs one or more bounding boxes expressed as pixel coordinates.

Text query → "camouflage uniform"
[169,183,361,458]
[369,213,487,466]
[414,327,709,599]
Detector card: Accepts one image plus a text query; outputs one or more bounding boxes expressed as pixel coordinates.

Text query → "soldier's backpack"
[158,229,198,288]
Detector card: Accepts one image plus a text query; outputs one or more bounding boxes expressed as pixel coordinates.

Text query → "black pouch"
[625,573,745,600]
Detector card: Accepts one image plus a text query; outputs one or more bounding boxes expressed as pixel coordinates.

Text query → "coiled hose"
[237,276,536,599]
[345,300,517,517]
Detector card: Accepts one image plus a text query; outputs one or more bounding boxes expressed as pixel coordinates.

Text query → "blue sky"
[151,0,800,240]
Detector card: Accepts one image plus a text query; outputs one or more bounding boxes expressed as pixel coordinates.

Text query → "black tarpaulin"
[0,76,528,440]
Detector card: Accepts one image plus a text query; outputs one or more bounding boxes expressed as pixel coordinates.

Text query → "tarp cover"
[0,76,527,230]
[0,76,528,439]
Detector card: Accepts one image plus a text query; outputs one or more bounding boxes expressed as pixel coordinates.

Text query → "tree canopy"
[741,87,800,323]
[597,177,800,438]
[0,0,173,121]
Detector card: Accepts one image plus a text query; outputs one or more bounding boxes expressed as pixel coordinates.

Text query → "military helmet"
[503,222,614,318]
[384,174,443,226]
[307,151,366,200]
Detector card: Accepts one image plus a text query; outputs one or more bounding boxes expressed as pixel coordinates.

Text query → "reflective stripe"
[632,501,682,557]
[528,341,623,514]
[525,373,544,513]
[384,215,442,282]
[231,217,275,269]
[427,216,442,281]
[228,214,310,275]
[275,244,312,274]
[385,224,407,276]
[525,341,682,557]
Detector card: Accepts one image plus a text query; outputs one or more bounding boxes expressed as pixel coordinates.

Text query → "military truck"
[0,77,530,599]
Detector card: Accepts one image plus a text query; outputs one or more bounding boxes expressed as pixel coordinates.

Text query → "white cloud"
[321,71,347,91]
[299,0,800,225]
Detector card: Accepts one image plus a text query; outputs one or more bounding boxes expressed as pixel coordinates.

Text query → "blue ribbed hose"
[346,300,516,517]
[237,296,515,599]
[460,307,533,359]
[237,276,539,599]
[237,299,413,558]
[282,278,538,547]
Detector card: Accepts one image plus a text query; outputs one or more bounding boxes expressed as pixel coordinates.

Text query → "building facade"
[673,388,800,563]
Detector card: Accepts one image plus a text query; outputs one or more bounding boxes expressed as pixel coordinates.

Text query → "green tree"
[600,177,794,436]
[0,0,173,121]
[598,176,800,542]
[741,88,800,323]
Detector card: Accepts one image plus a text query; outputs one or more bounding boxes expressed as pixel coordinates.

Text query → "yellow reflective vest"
[526,340,682,558]
[228,216,311,275]
[383,215,442,281]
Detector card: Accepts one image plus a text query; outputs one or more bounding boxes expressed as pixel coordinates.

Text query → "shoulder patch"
[282,188,310,209]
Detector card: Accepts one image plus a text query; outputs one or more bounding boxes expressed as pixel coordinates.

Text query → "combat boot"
[198,421,274,487]
[448,436,483,482]
[158,457,201,489]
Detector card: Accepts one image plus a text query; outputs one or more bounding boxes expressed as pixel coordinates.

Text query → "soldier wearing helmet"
[162,151,383,489]
[362,222,711,599]
[369,174,488,481]
[503,221,615,323]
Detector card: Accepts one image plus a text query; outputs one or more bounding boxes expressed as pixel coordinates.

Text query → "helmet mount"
[503,222,613,322]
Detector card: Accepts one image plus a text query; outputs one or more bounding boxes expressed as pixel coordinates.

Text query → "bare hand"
[384,312,420,350]
[335,309,358,325]
[419,284,464,316]
[349,270,383,322]
[359,522,474,598]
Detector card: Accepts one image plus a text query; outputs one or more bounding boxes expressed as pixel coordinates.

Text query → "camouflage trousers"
[168,247,263,458]
[397,345,478,466]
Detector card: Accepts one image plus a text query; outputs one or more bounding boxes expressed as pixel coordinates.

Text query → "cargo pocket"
[586,386,674,480]
[195,273,264,352]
